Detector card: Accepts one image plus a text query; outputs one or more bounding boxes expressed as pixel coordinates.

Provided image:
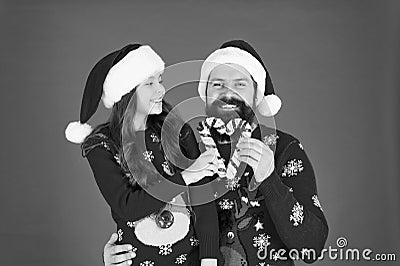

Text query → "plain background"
[1,0,399,265]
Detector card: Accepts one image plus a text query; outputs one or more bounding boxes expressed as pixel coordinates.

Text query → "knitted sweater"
[81,124,220,265]
[206,124,329,265]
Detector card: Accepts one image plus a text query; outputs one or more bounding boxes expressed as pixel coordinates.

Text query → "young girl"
[65,44,220,265]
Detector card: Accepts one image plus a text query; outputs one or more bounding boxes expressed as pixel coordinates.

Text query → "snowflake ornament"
[290,202,304,226]
[140,261,154,266]
[126,221,136,228]
[312,195,323,211]
[253,233,271,251]
[159,244,172,256]
[282,159,304,177]
[117,229,123,241]
[219,199,234,210]
[263,133,279,146]
[225,175,241,190]
[143,150,154,162]
[113,154,121,165]
[162,160,174,176]
[175,254,187,264]
[190,236,200,247]
[298,143,304,150]
[150,132,160,143]
[288,187,294,193]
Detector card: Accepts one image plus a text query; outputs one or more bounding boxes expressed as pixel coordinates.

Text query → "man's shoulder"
[256,124,302,159]
[256,124,299,145]
[81,123,113,157]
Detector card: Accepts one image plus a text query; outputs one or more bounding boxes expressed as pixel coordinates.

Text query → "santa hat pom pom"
[258,94,282,117]
[65,121,93,144]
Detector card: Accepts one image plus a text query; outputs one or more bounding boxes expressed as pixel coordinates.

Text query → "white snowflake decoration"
[140,261,154,266]
[159,244,172,256]
[213,192,219,198]
[117,229,123,241]
[298,142,304,150]
[290,202,304,226]
[143,150,154,162]
[150,132,160,143]
[126,221,136,228]
[113,154,121,165]
[175,254,187,264]
[281,159,304,177]
[190,236,199,247]
[162,160,174,176]
[253,233,271,251]
[312,195,323,211]
[288,187,294,193]
[219,199,234,210]
[225,176,241,190]
[263,133,279,146]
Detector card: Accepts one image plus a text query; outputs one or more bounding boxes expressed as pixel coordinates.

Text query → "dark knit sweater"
[206,124,329,265]
[81,124,220,265]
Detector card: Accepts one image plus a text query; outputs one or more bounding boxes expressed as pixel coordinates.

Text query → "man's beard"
[205,96,255,124]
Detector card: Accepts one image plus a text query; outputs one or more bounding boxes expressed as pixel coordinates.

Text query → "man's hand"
[236,138,274,182]
[103,233,136,266]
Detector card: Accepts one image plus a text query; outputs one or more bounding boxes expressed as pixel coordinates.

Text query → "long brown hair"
[90,88,187,187]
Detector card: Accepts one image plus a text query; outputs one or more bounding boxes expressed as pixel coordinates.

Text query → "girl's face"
[135,72,165,116]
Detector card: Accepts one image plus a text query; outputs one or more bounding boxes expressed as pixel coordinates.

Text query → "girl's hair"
[90,88,187,187]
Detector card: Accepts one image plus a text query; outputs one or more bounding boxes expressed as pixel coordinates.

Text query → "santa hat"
[65,44,165,143]
[198,40,281,116]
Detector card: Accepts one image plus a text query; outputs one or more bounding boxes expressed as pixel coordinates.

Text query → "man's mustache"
[213,96,247,107]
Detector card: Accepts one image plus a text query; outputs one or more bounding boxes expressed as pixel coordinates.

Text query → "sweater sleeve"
[258,140,328,263]
[180,124,221,260]
[86,145,188,221]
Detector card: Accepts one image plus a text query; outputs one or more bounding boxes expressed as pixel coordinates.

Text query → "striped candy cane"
[198,117,254,190]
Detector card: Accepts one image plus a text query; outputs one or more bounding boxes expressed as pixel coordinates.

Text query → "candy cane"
[225,122,253,190]
[198,120,226,177]
[198,117,254,190]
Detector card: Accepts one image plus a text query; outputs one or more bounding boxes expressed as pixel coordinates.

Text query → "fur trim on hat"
[65,121,93,144]
[257,94,282,117]
[102,45,165,108]
[198,47,266,104]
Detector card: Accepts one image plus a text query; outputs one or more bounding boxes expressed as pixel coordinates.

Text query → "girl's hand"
[181,149,218,185]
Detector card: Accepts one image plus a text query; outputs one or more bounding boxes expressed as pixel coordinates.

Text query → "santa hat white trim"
[65,121,93,144]
[198,46,282,116]
[198,47,266,105]
[102,45,165,108]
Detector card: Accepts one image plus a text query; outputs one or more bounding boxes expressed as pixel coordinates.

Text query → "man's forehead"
[208,63,252,80]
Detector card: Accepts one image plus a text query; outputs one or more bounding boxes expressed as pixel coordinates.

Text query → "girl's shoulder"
[81,124,117,157]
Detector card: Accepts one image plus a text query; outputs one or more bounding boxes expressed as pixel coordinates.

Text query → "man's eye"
[212,82,223,88]
[146,82,154,86]
[236,82,246,87]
